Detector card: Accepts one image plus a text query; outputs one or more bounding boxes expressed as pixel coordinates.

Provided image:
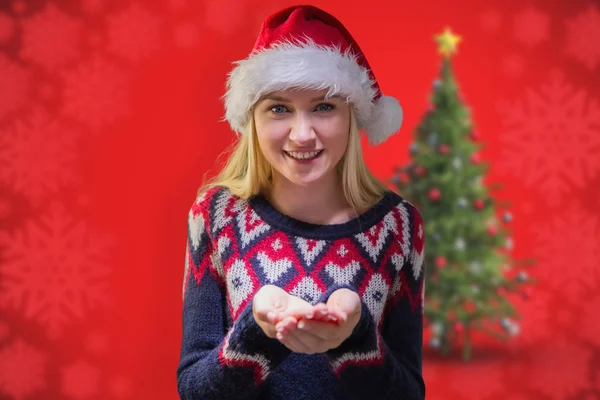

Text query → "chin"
[285,170,331,187]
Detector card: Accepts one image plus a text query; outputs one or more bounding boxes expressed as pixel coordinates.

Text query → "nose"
[288,111,316,145]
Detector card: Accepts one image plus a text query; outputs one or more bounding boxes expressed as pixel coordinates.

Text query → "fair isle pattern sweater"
[176,186,426,400]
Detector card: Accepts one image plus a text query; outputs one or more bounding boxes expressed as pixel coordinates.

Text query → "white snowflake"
[502,53,525,78]
[512,290,553,345]
[81,0,103,15]
[532,202,600,298]
[0,11,16,45]
[0,202,115,339]
[528,339,590,398]
[108,374,133,398]
[496,70,600,205]
[61,359,101,399]
[579,292,600,346]
[0,108,80,207]
[447,360,504,400]
[0,54,31,123]
[513,6,550,48]
[19,3,83,72]
[0,196,11,220]
[61,55,131,131]
[173,22,200,49]
[204,0,247,36]
[107,2,163,64]
[479,9,502,33]
[0,320,9,340]
[565,4,600,71]
[0,338,47,399]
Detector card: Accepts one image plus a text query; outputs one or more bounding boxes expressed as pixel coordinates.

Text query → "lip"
[283,149,323,163]
[283,149,323,152]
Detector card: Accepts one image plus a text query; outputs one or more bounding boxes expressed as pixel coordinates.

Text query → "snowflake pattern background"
[0,0,599,399]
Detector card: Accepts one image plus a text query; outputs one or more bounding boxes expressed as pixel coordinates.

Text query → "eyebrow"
[262,94,341,103]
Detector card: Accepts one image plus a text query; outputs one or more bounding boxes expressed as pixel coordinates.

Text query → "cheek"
[256,125,287,157]
[320,124,349,157]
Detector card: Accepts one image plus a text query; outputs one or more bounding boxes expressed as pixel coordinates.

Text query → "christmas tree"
[391,28,535,360]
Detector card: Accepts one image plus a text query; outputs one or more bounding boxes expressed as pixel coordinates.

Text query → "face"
[253,88,351,187]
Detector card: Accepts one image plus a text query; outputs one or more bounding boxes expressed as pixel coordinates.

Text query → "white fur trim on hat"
[365,95,403,145]
[222,39,402,144]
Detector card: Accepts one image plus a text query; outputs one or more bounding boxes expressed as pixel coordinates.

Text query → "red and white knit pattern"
[187,187,424,378]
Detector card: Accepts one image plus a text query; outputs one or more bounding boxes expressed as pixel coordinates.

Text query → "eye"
[268,104,289,114]
[315,103,335,112]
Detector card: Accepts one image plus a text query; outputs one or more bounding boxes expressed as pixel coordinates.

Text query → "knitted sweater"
[176,186,426,400]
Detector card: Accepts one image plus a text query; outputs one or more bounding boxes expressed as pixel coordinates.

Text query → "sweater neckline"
[248,191,399,240]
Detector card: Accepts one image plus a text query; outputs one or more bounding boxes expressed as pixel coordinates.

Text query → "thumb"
[329,289,360,316]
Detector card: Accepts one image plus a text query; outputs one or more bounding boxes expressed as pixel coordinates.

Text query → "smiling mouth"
[283,150,323,160]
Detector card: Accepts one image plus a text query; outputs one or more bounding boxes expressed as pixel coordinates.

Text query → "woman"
[177,5,426,400]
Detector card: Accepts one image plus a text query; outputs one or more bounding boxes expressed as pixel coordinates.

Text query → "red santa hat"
[223,5,403,145]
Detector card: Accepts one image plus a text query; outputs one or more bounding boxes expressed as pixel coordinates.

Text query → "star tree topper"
[435,27,462,56]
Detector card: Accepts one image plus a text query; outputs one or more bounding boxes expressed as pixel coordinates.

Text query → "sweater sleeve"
[318,204,426,400]
[176,196,292,400]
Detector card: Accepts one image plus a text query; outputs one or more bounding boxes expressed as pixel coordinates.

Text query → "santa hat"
[223,5,403,145]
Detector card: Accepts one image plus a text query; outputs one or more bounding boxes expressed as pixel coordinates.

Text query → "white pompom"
[365,95,403,145]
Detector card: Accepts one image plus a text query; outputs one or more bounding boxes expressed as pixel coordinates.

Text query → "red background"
[0,0,599,399]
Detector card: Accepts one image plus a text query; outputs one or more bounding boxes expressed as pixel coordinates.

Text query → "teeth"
[287,150,320,160]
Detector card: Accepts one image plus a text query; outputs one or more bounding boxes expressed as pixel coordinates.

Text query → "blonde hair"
[198,107,389,213]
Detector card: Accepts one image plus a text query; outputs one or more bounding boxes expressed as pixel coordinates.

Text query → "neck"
[266,173,354,225]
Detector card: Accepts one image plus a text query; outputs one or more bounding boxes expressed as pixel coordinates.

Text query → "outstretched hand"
[252,285,341,339]
[274,288,362,354]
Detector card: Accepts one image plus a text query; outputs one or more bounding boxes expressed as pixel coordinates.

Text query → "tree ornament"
[454,322,464,333]
[431,321,444,336]
[438,144,450,155]
[471,285,480,295]
[522,287,533,300]
[435,256,447,268]
[474,199,485,210]
[435,27,462,56]
[432,232,441,242]
[452,157,462,169]
[469,261,482,274]
[433,79,442,88]
[500,318,512,330]
[505,237,514,251]
[506,321,520,336]
[428,132,439,147]
[470,152,481,164]
[502,211,513,223]
[469,129,480,141]
[464,300,476,312]
[429,337,441,349]
[414,165,426,177]
[457,197,468,208]
[516,271,528,282]
[455,237,465,250]
[487,224,498,236]
[429,188,441,201]
[409,142,419,155]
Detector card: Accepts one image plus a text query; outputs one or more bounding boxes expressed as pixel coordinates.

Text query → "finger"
[277,329,309,353]
[326,306,348,324]
[297,303,325,320]
[297,319,344,341]
[276,331,299,352]
[276,316,297,333]
[283,327,320,354]
[291,328,339,353]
